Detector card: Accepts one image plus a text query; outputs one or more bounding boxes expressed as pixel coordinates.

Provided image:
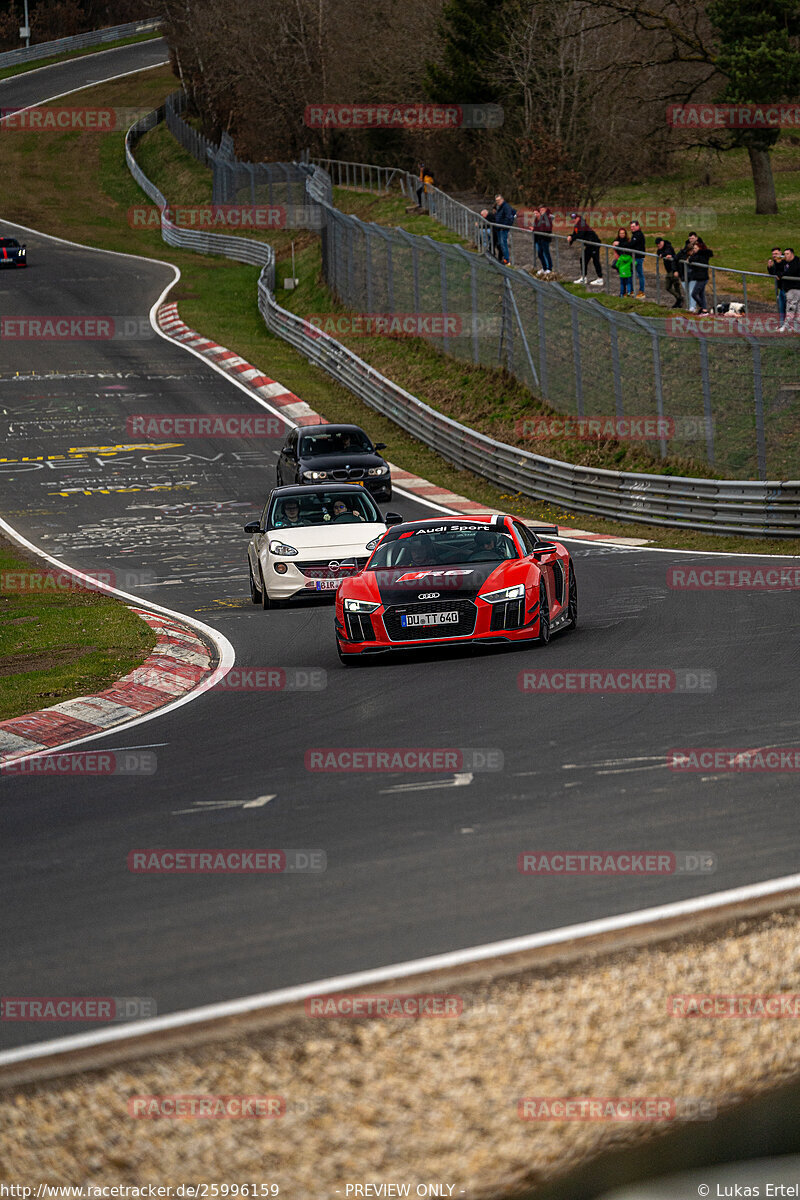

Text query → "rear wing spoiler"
[528,524,559,540]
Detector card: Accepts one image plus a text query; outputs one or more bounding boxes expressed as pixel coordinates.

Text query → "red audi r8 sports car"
[335,514,577,663]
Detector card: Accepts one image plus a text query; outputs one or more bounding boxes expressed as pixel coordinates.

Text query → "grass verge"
[0,66,797,554]
[0,537,156,723]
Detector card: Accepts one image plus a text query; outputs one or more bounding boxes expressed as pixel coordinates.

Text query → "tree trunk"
[746,139,778,214]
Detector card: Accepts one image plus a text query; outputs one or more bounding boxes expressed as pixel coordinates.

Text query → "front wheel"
[565,565,578,630]
[537,580,550,644]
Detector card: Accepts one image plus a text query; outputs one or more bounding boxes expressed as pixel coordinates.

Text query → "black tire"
[248,560,260,604]
[565,564,578,630]
[537,580,550,645]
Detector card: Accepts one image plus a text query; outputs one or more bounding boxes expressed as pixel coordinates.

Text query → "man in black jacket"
[767,247,787,321]
[654,236,682,307]
[567,214,603,286]
[494,194,516,264]
[780,247,800,332]
[629,219,646,297]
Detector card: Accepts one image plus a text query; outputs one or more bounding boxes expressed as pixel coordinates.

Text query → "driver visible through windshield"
[268,490,381,528]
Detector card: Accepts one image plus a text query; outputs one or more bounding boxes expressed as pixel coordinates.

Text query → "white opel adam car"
[245,484,403,608]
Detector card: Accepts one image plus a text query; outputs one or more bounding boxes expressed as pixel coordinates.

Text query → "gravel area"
[2,908,799,1197]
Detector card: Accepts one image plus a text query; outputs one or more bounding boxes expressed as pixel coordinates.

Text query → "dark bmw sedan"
[276,423,392,502]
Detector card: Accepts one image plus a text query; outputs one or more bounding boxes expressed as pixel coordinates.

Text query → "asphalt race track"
[0,37,169,113]
[1,53,799,1052]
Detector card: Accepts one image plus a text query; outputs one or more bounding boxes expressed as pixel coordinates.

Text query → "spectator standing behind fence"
[482,205,500,258]
[416,164,435,212]
[780,247,800,332]
[675,232,698,310]
[416,163,426,207]
[629,219,646,298]
[654,236,683,307]
[613,229,634,296]
[494,194,516,265]
[567,213,604,287]
[768,246,787,321]
[687,238,713,315]
[533,204,553,273]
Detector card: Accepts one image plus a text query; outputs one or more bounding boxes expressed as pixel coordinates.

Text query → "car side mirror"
[374,442,387,451]
[384,512,403,526]
[244,521,261,533]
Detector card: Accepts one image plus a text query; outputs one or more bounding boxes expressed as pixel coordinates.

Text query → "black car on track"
[276,423,392,503]
[0,238,27,268]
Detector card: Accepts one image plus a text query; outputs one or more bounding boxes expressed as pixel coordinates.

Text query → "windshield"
[0,239,20,248]
[267,490,381,529]
[369,527,518,568]
[299,430,372,457]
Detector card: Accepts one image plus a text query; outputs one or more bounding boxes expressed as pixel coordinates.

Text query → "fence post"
[439,244,450,357]
[506,278,539,389]
[347,218,356,305]
[570,306,584,418]
[385,232,394,311]
[537,289,549,399]
[631,313,666,458]
[365,223,374,314]
[470,259,480,364]
[697,335,715,467]
[749,337,767,480]
[609,318,624,419]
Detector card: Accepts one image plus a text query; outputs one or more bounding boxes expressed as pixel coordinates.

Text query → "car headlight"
[367,466,388,476]
[365,535,383,550]
[343,599,380,613]
[481,583,525,603]
[303,470,328,480]
[268,540,298,557]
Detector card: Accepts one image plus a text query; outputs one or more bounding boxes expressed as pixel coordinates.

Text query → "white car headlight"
[367,466,388,476]
[268,540,299,557]
[343,599,380,613]
[365,535,383,550]
[303,470,328,480]
[481,583,525,603]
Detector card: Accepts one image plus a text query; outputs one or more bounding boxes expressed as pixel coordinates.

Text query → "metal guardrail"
[0,17,162,68]
[126,106,800,536]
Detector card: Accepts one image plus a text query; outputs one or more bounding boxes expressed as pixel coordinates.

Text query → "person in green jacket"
[613,228,633,296]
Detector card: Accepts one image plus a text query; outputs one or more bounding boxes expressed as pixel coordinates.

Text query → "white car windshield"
[268,490,381,528]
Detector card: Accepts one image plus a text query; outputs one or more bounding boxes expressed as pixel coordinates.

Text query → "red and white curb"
[0,608,216,765]
[156,302,648,547]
